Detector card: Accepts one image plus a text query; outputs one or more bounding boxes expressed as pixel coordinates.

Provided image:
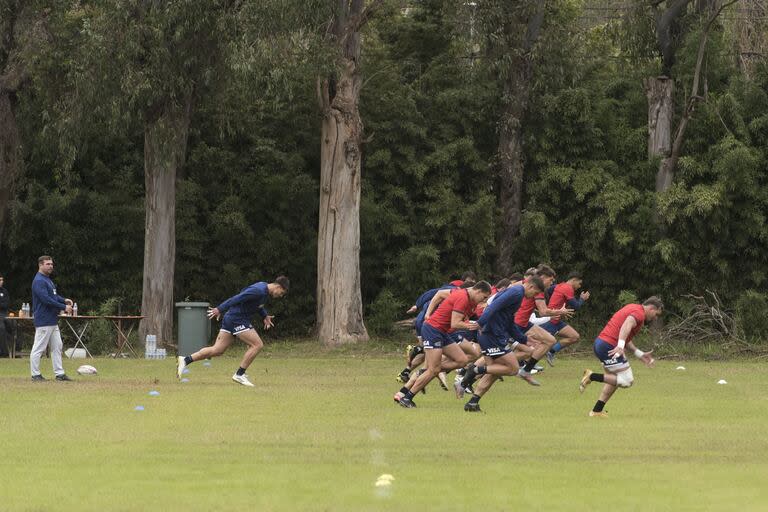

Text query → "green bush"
[366,289,404,336]
[617,289,639,307]
[735,290,768,342]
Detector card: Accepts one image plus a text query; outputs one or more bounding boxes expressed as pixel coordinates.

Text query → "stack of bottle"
[144,334,167,359]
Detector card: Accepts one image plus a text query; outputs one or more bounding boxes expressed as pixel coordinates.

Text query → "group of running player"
[175,267,661,418]
[393,265,663,416]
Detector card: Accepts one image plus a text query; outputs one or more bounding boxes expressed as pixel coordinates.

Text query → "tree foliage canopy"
[2,0,767,340]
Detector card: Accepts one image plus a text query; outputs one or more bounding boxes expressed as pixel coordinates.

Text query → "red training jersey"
[548,283,575,324]
[514,292,545,327]
[427,289,476,333]
[598,304,646,346]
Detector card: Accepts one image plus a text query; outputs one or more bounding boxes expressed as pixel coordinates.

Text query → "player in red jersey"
[579,297,663,417]
[542,272,590,366]
[395,281,492,408]
[515,265,573,382]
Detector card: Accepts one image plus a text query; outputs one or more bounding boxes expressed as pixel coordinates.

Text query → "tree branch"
[661,0,741,187]
[349,0,387,33]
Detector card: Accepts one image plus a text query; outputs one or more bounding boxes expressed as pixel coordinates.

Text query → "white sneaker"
[518,369,541,387]
[232,373,255,387]
[176,356,186,380]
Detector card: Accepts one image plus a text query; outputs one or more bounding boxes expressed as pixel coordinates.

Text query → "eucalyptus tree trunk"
[316,0,382,346]
[496,68,532,275]
[495,3,545,276]
[139,98,192,348]
[644,77,675,191]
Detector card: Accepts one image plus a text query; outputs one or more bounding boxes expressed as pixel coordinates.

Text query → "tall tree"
[479,1,546,275]
[81,1,236,346]
[316,0,384,345]
[0,1,44,242]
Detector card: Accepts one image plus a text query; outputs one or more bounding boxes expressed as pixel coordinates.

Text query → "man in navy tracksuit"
[30,256,74,381]
[176,276,289,387]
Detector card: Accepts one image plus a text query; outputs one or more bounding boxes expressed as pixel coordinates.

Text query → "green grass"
[1,344,767,511]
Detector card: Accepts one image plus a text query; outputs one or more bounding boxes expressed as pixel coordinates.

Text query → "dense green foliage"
[1,0,767,338]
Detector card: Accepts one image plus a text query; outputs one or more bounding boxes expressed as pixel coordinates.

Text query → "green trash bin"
[175,302,211,356]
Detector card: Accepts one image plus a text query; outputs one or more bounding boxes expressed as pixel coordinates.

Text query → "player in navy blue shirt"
[177,276,289,387]
[30,256,74,381]
[458,276,545,412]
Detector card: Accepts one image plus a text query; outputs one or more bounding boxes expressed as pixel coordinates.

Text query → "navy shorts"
[414,310,426,335]
[509,324,529,344]
[541,320,567,335]
[593,337,629,371]
[420,323,453,349]
[478,332,513,358]
[448,329,478,344]
[220,314,254,336]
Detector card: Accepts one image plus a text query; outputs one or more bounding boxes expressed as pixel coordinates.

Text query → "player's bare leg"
[463,352,519,411]
[407,347,443,395]
[230,329,264,387]
[581,367,627,417]
[547,325,580,366]
[519,326,556,381]
[555,325,580,349]
[237,329,265,368]
[194,331,235,360]
[177,331,234,379]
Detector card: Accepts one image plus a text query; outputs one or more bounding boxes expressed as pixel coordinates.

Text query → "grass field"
[1,343,767,511]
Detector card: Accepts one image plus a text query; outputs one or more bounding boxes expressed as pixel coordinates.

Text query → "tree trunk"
[0,90,22,242]
[494,2,545,276]
[495,66,532,276]
[315,0,379,346]
[644,76,675,192]
[654,0,738,195]
[139,99,192,348]
[316,65,369,346]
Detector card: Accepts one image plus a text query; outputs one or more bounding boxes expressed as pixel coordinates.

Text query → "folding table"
[103,315,145,358]
[61,315,99,359]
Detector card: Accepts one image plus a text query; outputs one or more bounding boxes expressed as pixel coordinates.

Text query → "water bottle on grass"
[145,334,157,359]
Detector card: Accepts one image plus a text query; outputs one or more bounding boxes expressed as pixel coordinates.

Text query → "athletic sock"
[461,365,477,387]
[399,387,409,395]
[403,390,415,400]
[551,342,562,353]
[236,367,247,376]
[593,400,606,413]
[408,345,423,362]
[184,355,194,365]
[523,358,539,372]
[475,365,487,375]
[589,373,605,382]
[468,394,481,405]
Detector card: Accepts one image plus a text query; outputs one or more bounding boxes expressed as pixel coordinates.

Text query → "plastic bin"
[175,302,211,356]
